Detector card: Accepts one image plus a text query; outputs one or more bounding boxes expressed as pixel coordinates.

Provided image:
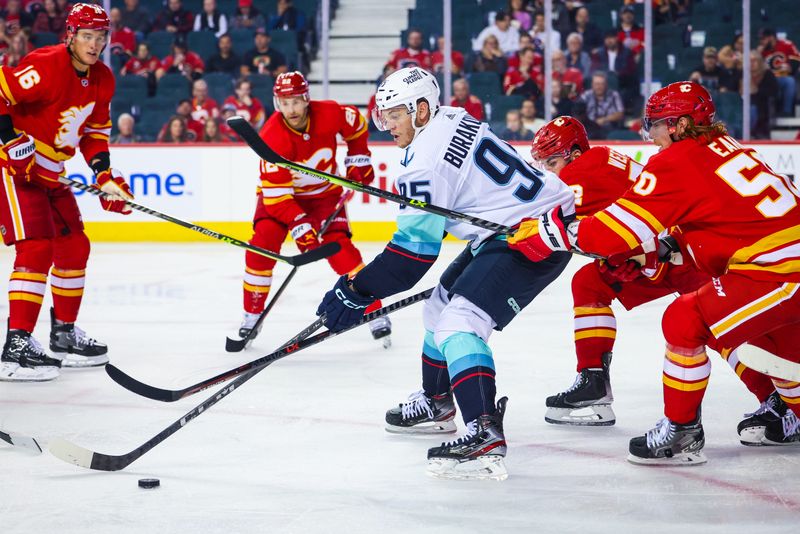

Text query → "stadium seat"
[248,73,275,92]
[205,72,235,105]
[467,71,502,102]
[31,32,59,48]
[147,31,176,59]
[486,95,524,123]
[157,73,192,100]
[607,129,640,141]
[116,75,149,103]
[230,29,255,56]
[188,31,219,62]
[270,30,299,69]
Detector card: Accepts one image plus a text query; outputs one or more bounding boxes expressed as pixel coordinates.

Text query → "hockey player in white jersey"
[316,67,576,480]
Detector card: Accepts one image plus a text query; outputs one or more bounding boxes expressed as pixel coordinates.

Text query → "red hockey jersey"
[578,134,800,282]
[258,99,369,224]
[0,44,114,187]
[559,145,641,217]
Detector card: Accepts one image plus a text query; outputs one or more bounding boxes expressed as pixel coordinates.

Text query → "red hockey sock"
[51,232,90,323]
[571,264,617,370]
[8,238,53,332]
[772,378,800,415]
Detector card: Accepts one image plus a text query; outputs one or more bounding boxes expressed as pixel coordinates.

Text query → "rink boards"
[67,141,800,242]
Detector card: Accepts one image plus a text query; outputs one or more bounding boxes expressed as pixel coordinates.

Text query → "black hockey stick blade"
[285,241,340,266]
[107,288,433,402]
[52,289,433,471]
[0,429,42,453]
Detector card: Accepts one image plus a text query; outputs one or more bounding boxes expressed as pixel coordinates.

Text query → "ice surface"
[1,243,799,533]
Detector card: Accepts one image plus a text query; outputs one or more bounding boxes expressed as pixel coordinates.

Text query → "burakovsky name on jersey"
[443,113,481,169]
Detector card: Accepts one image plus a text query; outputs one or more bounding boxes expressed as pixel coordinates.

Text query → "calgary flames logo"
[55,103,95,149]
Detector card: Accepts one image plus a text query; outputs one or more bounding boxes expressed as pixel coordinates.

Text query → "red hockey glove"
[598,259,642,284]
[1,132,36,179]
[344,154,375,185]
[95,168,134,215]
[290,213,320,253]
[508,206,573,262]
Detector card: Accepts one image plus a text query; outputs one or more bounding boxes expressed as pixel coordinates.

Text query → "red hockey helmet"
[530,116,590,162]
[643,81,715,133]
[273,71,309,99]
[66,3,110,39]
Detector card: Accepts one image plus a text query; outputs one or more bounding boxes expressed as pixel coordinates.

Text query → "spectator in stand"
[565,32,591,80]
[690,46,723,92]
[158,115,192,143]
[580,71,624,132]
[269,0,307,62]
[655,0,690,25]
[749,50,779,139]
[450,78,484,121]
[500,109,533,141]
[230,0,265,31]
[530,10,561,53]
[200,118,228,142]
[520,98,545,133]
[616,5,643,61]
[508,0,532,33]
[206,33,242,77]
[223,77,266,129]
[717,45,742,93]
[109,7,136,59]
[31,0,65,38]
[503,46,542,100]
[191,78,220,124]
[733,31,745,69]
[120,0,152,38]
[110,113,142,144]
[219,103,241,141]
[193,0,228,39]
[572,99,606,139]
[473,10,520,57]
[242,28,287,76]
[552,48,582,99]
[1,0,33,36]
[0,19,12,57]
[431,35,463,75]
[157,39,205,81]
[386,29,431,71]
[550,78,573,117]
[507,33,539,70]
[571,7,602,54]
[591,29,638,109]
[152,0,193,36]
[121,42,159,78]
[758,28,800,117]
[158,100,204,140]
[465,34,507,76]
[2,32,29,67]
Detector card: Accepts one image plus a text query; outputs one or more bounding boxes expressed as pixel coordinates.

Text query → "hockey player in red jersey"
[0,3,134,382]
[530,116,718,427]
[510,81,800,463]
[237,71,391,345]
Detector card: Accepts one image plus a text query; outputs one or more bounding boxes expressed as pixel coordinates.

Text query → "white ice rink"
[1,242,799,533]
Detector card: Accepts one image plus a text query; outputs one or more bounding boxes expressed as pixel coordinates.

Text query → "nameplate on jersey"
[443,114,481,169]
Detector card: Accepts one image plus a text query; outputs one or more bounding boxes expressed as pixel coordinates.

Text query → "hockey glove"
[344,154,375,185]
[95,168,133,214]
[1,132,36,179]
[290,213,320,253]
[317,275,375,332]
[598,259,642,284]
[508,206,574,262]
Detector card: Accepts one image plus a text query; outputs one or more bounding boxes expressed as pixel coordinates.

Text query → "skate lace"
[782,410,800,437]
[441,420,478,448]
[401,390,434,420]
[743,394,780,419]
[10,335,45,357]
[646,417,674,449]
[564,372,585,394]
[71,326,97,349]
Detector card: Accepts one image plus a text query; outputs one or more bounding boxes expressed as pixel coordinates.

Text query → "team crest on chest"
[56,103,95,149]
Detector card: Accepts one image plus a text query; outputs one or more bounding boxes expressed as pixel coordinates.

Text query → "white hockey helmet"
[372,67,440,138]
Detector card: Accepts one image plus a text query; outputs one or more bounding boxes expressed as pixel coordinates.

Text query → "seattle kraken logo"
[401,147,414,167]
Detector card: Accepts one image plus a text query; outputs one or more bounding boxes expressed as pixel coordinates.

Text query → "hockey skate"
[0,329,60,382]
[237,312,263,341]
[627,416,706,466]
[368,316,392,349]
[49,308,108,368]
[385,389,457,434]
[427,397,509,481]
[737,391,787,446]
[545,352,615,426]
[762,409,800,445]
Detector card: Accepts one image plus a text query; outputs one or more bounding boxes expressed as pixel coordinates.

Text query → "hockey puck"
[138,478,160,489]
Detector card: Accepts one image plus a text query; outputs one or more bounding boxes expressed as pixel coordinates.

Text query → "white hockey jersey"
[393,106,575,250]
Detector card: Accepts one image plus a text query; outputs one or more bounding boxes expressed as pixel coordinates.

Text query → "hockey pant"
[660,274,800,424]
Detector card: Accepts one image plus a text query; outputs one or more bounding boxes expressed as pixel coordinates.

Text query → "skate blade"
[626,451,707,466]
[760,436,800,446]
[0,364,59,382]
[738,427,766,446]
[385,419,457,434]
[545,405,616,426]
[426,455,508,481]
[382,336,392,349]
[61,356,109,368]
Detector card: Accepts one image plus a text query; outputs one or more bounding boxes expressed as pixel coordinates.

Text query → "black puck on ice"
[138,478,160,489]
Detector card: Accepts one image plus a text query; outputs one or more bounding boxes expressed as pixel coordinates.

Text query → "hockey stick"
[59,176,339,267]
[0,429,42,453]
[106,286,431,402]
[737,344,800,382]
[225,191,353,352]
[50,288,432,470]
[228,116,605,261]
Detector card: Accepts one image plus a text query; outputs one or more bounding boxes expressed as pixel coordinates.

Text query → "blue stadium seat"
[188,31,219,63]
[157,73,192,100]
[147,30,176,59]
[116,75,149,103]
